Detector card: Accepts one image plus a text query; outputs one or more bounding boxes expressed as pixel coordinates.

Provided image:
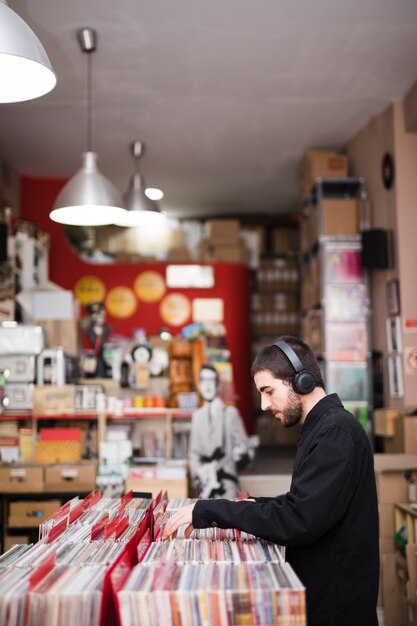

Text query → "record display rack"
[0,491,306,626]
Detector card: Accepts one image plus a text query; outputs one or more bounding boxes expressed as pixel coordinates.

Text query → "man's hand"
[162,503,196,540]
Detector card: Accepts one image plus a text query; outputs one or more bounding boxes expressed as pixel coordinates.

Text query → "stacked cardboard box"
[374,454,417,626]
[300,150,349,200]
[374,409,417,454]
[299,198,369,256]
[271,227,299,255]
[200,219,249,263]
[125,461,188,499]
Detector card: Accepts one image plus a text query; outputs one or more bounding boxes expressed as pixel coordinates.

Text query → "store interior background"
[3,3,417,622]
[1,0,417,519]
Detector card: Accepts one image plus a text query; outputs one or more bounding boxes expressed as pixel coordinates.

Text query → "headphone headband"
[274,341,304,373]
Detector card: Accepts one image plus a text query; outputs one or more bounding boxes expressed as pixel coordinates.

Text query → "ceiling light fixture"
[50,27,126,227]
[113,141,166,227]
[0,0,56,103]
[145,188,164,201]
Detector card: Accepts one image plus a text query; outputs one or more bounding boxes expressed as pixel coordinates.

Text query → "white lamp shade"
[113,173,166,227]
[0,1,56,103]
[50,151,127,226]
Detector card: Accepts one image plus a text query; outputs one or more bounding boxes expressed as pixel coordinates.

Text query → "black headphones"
[274,341,316,395]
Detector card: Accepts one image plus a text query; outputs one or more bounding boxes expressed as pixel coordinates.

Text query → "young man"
[163,336,379,626]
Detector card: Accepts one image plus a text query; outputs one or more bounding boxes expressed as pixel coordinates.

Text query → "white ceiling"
[2,0,417,219]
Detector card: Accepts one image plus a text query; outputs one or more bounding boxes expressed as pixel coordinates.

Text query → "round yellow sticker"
[159,293,191,327]
[134,271,166,303]
[74,276,106,306]
[105,287,137,318]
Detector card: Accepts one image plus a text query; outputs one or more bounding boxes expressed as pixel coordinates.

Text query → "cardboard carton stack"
[375,408,417,454]
[374,454,417,626]
[300,150,348,201]
[200,219,249,263]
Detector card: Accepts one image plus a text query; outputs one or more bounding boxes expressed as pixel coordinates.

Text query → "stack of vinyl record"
[0,494,306,626]
[0,493,151,626]
[118,561,305,626]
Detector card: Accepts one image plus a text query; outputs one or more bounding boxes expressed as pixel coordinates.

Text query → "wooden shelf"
[0,409,192,421]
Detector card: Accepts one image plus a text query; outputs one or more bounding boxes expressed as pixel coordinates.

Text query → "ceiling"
[2,0,417,220]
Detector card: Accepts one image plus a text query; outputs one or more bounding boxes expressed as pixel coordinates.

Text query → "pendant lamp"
[113,141,166,227]
[0,0,56,103]
[50,28,126,227]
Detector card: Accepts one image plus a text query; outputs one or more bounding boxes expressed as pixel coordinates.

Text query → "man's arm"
[190,423,357,546]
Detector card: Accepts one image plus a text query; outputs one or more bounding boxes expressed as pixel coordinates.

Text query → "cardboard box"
[406,542,417,605]
[380,536,396,554]
[44,462,96,493]
[376,472,412,504]
[374,454,417,504]
[204,219,240,244]
[0,464,44,493]
[300,150,348,199]
[33,385,75,414]
[8,499,61,528]
[125,463,188,499]
[384,417,417,455]
[210,242,249,263]
[374,454,417,473]
[320,198,359,236]
[380,552,403,626]
[167,246,192,261]
[272,227,299,254]
[379,503,396,539]
[374,408,402,437]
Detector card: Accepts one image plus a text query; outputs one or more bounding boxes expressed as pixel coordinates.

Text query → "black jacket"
[193,394,379,626]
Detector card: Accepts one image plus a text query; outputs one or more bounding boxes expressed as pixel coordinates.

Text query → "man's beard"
[282,388,303,428]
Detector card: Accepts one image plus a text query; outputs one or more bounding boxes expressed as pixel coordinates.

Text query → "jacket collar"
[299,393,343,442]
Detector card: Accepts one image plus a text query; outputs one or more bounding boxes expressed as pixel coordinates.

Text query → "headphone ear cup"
[293,370,316,395]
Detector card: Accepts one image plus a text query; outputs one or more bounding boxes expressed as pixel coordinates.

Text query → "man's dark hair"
[200,363,219,384]
[251,335,325,390]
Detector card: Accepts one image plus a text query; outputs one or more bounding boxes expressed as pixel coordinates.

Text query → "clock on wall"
[381,152,395,190]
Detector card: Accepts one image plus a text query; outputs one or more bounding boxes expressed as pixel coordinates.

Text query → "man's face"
[199,369,218,402]
[254,369,303,428]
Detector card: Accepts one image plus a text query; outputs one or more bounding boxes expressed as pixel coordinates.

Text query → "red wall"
[20,176,253,431]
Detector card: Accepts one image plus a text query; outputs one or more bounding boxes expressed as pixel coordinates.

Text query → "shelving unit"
[249,224,302,447]
[0,407,193,550]
[0,407,192,461]
[301,178,373,436]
